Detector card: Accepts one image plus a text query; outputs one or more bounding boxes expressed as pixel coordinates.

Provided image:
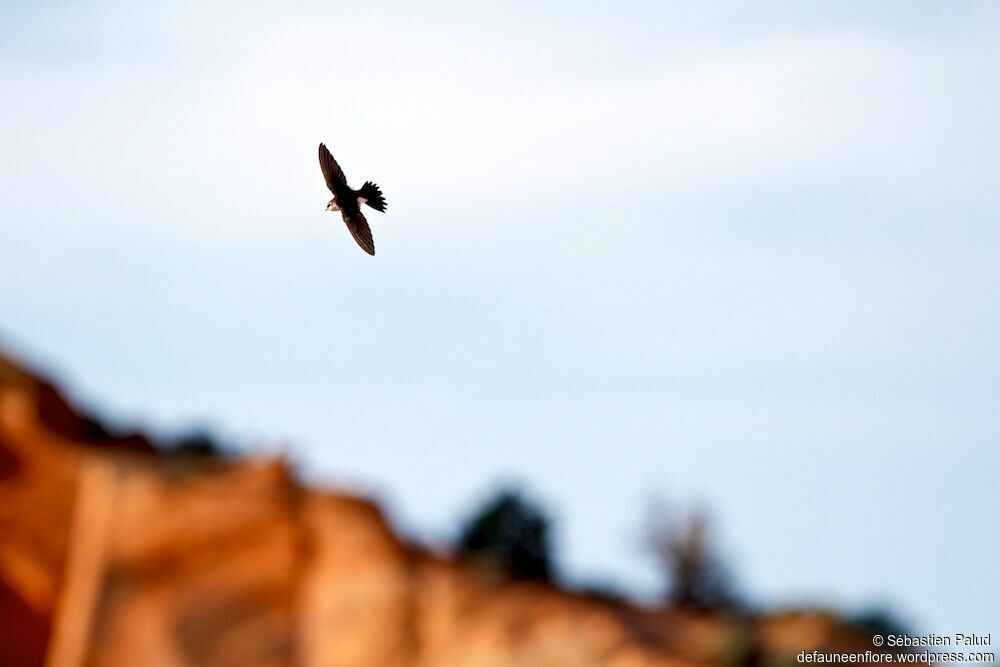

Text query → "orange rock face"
[0,353,885,667]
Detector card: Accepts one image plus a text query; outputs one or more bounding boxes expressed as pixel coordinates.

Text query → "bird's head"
[325,199,336,211]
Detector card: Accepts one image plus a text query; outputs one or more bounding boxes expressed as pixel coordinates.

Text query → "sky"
[2,0,998,641]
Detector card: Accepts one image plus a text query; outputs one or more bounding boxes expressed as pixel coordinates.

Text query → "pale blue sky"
[2,0,998,640]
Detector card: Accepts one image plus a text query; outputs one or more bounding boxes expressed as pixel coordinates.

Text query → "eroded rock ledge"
[0,352,881,667]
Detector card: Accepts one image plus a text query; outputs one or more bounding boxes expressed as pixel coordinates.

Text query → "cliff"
[0,351,884,667]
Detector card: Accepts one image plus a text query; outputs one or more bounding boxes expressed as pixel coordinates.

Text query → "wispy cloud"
[4,10,997,248]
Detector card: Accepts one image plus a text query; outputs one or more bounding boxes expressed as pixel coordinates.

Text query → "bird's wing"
[342,209,375,255]
[318,143,348,195]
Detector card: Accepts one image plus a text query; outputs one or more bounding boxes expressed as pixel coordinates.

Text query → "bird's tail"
[358,182,387,212]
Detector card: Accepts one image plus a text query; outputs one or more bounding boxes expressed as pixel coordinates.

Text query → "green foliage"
[648,502,738,610]
[849,606,910,638]
[457,488,553,582]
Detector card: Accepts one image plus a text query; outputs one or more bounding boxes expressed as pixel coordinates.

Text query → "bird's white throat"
[326,197,367,212]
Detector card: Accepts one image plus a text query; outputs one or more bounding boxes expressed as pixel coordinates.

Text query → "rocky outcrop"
[0,351,884,667]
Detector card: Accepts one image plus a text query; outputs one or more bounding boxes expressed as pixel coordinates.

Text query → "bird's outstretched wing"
[318,143,348,195]
[342,209,375,255]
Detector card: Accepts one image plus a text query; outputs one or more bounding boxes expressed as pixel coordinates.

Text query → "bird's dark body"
[318,143,387,255]
[330,189,361,218]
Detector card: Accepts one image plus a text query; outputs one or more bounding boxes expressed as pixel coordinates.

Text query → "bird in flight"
[318,143,387,255]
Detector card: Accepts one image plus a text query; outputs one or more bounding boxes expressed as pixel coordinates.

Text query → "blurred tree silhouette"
[647,500,737,610]
[457,488,553,582]
[849,606,910,638]
[170,430,230,458]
